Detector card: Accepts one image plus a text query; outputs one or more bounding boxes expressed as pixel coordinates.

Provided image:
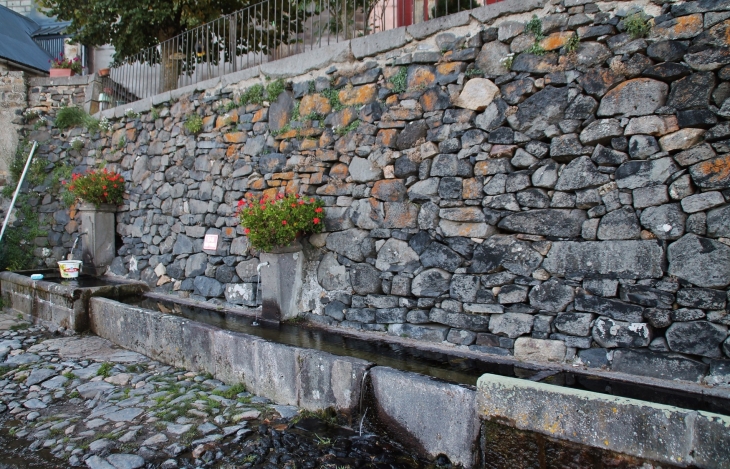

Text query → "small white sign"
[203,234,219,250]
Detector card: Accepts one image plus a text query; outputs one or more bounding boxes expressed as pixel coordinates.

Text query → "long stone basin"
[0,269,148,331]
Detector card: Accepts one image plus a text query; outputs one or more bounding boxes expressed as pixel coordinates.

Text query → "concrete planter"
[77,202,117,275]
[259,238,304,322]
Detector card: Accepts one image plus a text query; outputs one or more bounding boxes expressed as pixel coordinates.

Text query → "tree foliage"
[38,0,255,62]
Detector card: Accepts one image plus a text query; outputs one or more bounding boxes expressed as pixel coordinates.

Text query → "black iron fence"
[101,0,485,106]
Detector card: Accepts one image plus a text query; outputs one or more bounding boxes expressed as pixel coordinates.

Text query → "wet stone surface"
[0,315,440,469]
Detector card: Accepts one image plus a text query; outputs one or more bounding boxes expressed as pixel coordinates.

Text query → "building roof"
[0,5,53,73]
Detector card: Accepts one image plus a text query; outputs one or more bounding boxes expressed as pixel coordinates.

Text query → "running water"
[67,234,82,260]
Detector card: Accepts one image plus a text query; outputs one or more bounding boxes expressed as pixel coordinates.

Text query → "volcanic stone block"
[592,317,651,348]
[430,308,490,331]
[640,203,686,240]
[387,323,449,342]
[489,313,534,339]
[411,268,452,297]
[529,279,575,312]
[668,234,730,288]
[513,337,566,362]
[554,156,610,191]
[619,284,674,309]
[616,157,679,189]
[349,263,382,295]
[574,293,644,322]
[597,78,668,117]
[676,287,727,310]
[666,321,728,358]
[498,209,586,238]
[667,72,716,110]
[470,235,542,277]
[509,86,570,138]
[612,348,708,382]
[554,313,594,336]
[689,155,730,190]
[543,241,664,279]
[597,206,641,240]
[450,275,479,302]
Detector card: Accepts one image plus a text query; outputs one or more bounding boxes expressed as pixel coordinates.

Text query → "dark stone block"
[642,63,691,82]
[574,293,644,322]
[677,109,717,129]
[470,235,542,277]
[396,120,428,150]
[578,348,610,368]
[666,321,727,358]
[420,242,463,272]
[258,153,287,173]
[345,308,376,323]
[619,284,675,309]
[438,177,463,199]
[676,288,726,310]
[667,72,716,111]
[488,127,514,144]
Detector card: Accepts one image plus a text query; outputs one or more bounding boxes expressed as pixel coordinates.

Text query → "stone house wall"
[0,71,28,184]
[14,0,730,385]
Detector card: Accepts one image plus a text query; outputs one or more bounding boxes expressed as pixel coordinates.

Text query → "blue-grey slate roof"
[0,5,53,73]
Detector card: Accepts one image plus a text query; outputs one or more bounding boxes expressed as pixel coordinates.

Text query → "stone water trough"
[0,269,148,331]
[1,273,730,468]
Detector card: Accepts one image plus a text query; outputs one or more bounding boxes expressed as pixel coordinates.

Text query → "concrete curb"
[370,367,479,468]
[476,373,730,468]
[89,297,371,413]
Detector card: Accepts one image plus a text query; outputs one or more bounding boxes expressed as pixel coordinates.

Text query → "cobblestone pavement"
[0,313,435,469]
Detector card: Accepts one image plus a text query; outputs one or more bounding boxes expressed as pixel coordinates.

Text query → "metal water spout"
[256,261,269,272]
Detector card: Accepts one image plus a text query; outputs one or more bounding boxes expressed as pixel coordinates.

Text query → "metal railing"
[101,0,485,106]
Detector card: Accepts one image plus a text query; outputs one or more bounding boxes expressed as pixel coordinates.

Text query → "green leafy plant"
[564,33,580,53]
[389,67,408,94]
[320,88,344,112]
[525,42,547,56]
[116,136,126,150]
[465,67,484,77]
[124,108,138,119]
[623,12,651,38]
[266,78,286,101]
[237,192,325,252]
[240,84,264,106]
[54,106,85,130]
[212,383,246,399]
[336,119,360,136]
[184,114,203,134]
[65,169,126,207]
[150,107,160,120]
[525,14,544,40]
[97,362,113,378]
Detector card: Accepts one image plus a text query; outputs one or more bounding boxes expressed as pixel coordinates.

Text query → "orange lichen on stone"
[275,129,298,140]
[316,149,338,161]
[376,129,398,148]
[329,163,349,179]
[222,227,236,238]
[463,178,483,199]
[215,110,238,128]
[386,95,399,106]
[437,62,463,76]
[273,172,295,180]
[673,14,703,36]
[298,127,323,138]
[249,178,267,190]
[300,139,318,151]
[202,115,215,128]
[309,171,324,185]
[540,32,574,51]
[252,108,267,123]
[339,84,377,106]
[223,132,246,143]
[694,155,730,186]
[125,128,137,143]
[263,187,280,198]
[407,67,435,89]
[225,146,237,158]
[300,94,331,116]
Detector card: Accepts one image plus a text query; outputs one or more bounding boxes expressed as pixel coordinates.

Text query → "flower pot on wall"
[49,68,74,77]
[259,239,304,322]
[77,202,116,275]
[98,68,110,77]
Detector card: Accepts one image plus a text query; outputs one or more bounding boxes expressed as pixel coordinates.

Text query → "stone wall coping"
[94,0,552,117]
[30,75,92,87]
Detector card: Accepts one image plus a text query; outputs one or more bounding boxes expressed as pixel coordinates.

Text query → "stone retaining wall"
[13,0,730,385]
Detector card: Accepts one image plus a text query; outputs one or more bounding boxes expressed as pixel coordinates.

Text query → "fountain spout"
[67,233,85,260]
[256,261,269,273]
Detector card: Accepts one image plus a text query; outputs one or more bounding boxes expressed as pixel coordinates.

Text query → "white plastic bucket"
[57,260,82,279]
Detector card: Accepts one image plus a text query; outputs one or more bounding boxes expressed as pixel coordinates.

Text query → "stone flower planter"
[77,202,117,275]
[259,239,304,322]
[49,68,74,77]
